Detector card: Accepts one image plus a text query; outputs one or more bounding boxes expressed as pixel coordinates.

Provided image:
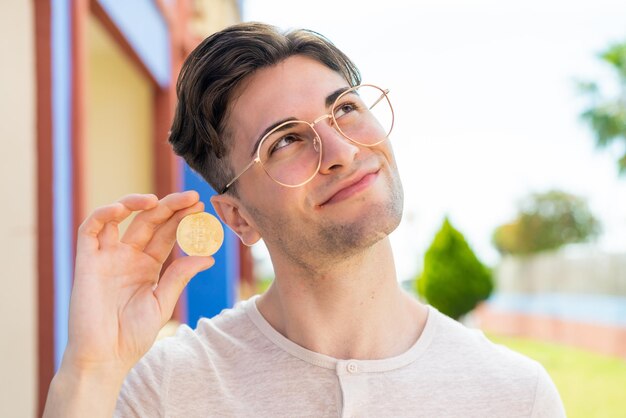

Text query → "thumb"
[154,256,215,324]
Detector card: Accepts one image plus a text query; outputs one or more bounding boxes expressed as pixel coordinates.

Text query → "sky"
[242,0,626,281]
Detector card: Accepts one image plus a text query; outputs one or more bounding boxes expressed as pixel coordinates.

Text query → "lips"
[319,169,380,206]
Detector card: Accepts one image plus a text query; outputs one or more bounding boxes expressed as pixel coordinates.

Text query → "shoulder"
[429,307,540,375]
[424,307,565,417]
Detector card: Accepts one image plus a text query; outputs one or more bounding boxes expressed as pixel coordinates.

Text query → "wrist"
[59,345,131,381]
[55,359,127,389]
[43,362,127,418]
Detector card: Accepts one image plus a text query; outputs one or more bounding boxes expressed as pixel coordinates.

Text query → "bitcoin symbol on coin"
[176,212,224,256]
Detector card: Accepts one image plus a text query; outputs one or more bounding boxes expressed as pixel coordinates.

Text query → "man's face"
[225,55,403,269]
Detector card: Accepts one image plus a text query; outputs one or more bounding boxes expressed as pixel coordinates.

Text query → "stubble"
[248,168,404,274]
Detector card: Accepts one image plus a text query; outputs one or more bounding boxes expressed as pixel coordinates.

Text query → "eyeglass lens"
[258,85,393,187]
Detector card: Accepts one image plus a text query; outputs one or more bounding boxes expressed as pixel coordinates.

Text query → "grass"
[487,334,626,418]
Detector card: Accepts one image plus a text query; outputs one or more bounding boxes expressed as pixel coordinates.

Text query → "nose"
[312,116,360,174]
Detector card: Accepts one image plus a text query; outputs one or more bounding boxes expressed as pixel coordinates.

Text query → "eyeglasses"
[221,84,394,193]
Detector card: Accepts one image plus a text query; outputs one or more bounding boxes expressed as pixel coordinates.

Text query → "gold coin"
[176,212,224,256]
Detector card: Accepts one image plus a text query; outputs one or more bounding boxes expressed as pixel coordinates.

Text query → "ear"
[210,194,261,246]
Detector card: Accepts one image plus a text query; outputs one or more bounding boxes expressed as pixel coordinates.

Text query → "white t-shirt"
[115,296,565,417]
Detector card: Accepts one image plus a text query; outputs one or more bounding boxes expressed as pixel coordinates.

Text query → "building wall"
[0,1,244,414]
[85,14,154,216]
[190,0,241,37]
[0,1,37,417]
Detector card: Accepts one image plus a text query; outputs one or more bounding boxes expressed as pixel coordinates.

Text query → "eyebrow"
[249,86,352,158]
[325,86,351,108]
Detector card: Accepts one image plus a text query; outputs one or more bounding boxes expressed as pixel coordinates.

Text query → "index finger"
[120,191,200,251]
[77,194,158,251]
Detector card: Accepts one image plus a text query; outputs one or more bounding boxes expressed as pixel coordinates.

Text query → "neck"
[256,238,428,360]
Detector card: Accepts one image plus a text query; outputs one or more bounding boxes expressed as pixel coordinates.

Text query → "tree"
[579,41,626,174]
[417,218,493,320]
[492,190,601,256]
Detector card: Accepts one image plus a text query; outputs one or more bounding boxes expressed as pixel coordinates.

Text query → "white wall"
[0,1,37,417]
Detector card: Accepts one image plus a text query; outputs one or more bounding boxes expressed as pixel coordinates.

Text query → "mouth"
[319,169,380,207]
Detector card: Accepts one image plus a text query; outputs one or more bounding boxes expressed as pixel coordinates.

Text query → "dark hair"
[168,22,361,194]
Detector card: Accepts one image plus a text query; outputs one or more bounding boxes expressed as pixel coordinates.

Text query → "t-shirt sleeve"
[114,341,171,418]
[530,364,566,418]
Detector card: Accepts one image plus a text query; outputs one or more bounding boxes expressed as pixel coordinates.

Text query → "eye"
[268,133,301,155]
[334,101,358,119]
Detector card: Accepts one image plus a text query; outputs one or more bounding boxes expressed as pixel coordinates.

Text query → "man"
[44,23,565,417]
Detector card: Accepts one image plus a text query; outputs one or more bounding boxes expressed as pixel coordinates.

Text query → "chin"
[261,173,404,269]
[320,175,404,254]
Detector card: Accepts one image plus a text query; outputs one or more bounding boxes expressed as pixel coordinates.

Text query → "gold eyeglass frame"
[221,84,394,194]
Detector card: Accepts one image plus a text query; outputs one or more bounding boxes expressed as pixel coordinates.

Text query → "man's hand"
[44,191,214,417]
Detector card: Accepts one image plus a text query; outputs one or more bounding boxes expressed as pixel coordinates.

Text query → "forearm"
[43,363,127,418]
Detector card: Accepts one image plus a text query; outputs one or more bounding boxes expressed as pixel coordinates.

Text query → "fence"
[495,250,626,295]
[476,249,626,358]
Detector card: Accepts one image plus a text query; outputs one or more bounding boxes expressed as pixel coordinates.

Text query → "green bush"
[417,218,493,319]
